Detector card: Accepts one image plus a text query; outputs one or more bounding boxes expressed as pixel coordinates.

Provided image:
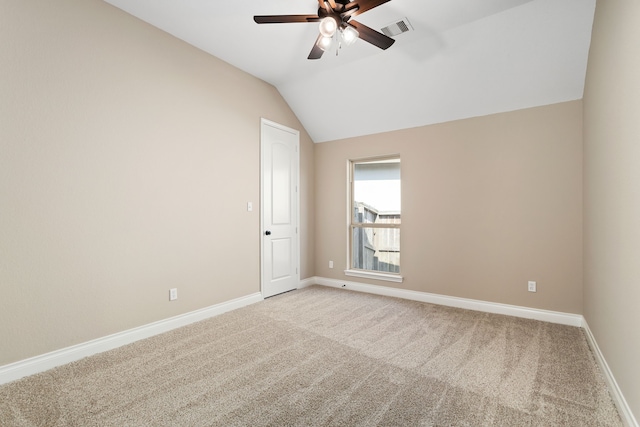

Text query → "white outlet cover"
[169,288,178,300]
[528,281,537,292]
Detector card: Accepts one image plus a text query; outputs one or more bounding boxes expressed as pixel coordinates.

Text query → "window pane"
[351,227,400,273]
[353,159,401,223]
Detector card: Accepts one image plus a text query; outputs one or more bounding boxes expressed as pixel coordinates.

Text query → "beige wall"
[315,101,583,314]
[583,0,640,419]
[0,0,314,365]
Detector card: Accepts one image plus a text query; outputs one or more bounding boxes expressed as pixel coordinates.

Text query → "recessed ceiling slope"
[103,0,596,143]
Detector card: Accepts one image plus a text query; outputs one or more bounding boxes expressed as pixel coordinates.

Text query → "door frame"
[260,118,300,298]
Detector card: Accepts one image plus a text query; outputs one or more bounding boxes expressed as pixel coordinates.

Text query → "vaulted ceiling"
[103,0,596,143]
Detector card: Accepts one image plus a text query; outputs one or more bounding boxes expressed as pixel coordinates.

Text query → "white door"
[261,119,299,298]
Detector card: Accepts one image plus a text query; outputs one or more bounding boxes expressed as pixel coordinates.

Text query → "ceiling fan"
[254,0,395,60]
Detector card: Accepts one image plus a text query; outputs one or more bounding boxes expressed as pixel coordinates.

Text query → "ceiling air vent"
[381,18,413,37]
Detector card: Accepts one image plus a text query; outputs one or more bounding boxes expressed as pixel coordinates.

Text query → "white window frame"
[345,155,403,283]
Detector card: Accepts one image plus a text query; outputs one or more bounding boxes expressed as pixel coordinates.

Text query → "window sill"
[344,269,404,283]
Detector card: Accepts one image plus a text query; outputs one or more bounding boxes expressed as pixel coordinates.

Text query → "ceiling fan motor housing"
[318,0,356,24]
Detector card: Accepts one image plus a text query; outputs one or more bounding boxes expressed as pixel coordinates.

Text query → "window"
[347,156,402,282]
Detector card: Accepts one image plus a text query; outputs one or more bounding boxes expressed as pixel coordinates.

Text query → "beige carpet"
[0,285,622,426]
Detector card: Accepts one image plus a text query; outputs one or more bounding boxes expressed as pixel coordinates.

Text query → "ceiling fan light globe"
[318,35,333,51]
[319,17,338,37]
[341,26,359,46]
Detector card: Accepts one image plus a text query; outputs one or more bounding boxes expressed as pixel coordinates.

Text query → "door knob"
[265,230,271,236]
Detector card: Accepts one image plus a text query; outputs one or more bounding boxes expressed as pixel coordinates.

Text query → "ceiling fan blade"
[344,0,391,17]
[308,34,325,60]
[349,20,395,50]
[254,15,320,24]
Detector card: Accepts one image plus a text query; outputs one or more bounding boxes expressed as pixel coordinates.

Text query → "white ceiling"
[103,0,596,143]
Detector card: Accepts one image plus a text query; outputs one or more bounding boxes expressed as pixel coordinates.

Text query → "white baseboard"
[583,320,639,427]
[0,292,263,386]
[298,276,317,289]
[311,276,584,327]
